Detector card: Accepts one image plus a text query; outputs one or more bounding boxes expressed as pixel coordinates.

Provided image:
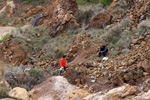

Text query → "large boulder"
[8,87,29,100]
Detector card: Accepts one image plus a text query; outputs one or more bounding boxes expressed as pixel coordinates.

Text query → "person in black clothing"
[98,45,108,57]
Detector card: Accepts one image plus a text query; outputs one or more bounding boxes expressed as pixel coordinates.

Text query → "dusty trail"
[0,27,15,40]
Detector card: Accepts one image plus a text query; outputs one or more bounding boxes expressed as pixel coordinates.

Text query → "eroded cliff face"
[38,0,79,37]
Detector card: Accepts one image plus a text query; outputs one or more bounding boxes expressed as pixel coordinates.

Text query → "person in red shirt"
[60,55,66,75]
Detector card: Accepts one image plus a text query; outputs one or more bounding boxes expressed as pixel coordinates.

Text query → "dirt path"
[0,27,15,40]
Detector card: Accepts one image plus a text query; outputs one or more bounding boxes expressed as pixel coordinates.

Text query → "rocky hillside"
[0,0,150,100]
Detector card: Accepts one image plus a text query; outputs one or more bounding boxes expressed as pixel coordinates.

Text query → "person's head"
[101,44,104,48]
[63,55,66,58]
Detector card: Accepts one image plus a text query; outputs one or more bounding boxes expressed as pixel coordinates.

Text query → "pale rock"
[143,72,149,76]
[84,84,137,100]
[9,87,29,100]
[0,98,15,100]
[136,89,150,100]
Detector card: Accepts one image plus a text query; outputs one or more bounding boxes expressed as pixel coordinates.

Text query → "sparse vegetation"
[112,0,127,14]
[112,7,126,14]
[104,18,132,49]
[13,26,49,58]
[14,0,52,6]
[43,33,75,59]
[137,20,150,36]
[89,17,133,56]
[74,9,94,25]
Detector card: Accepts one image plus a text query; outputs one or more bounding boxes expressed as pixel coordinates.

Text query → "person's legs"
[64,66,66,71]
[59,67,63,75]
[99,52,101,57]
[60,70,63,75]
[103,51,107,57]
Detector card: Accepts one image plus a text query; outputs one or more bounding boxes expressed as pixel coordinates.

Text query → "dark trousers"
[59,66,66,75]
[99,51,107,57]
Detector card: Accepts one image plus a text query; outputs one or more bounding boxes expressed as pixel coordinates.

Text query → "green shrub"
[76,0,113,6]
[5,19,10,24]
[0,33,9,42]
[16,23,24,28]
[99,0,113,6]
[29,68,44,80]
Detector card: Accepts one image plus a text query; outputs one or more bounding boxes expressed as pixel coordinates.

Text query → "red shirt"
[60,58,66,67]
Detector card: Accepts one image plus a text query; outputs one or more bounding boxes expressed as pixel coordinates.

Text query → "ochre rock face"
[39,0,78,37]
